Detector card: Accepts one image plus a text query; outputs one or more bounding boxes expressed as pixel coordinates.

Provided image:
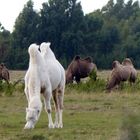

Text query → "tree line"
[0,0,140,70]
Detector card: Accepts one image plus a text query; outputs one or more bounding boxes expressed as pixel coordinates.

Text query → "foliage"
[0,81,15,96]
[89,69,97,81]
[66,78,106,93]
[9,0,40,69]
[2,0,140,69]
[0,80,24,96]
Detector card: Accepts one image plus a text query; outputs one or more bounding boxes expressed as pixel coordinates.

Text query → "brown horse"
[0,63,10,84]
[66,55,97,84]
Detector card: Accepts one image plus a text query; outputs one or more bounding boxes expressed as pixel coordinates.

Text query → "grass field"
[0,70,140,140]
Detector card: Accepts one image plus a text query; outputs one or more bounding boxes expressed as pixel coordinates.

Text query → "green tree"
[10,0,40,69]
[0,23,11,67]
[39,0,85,67]
[12,0,40,49]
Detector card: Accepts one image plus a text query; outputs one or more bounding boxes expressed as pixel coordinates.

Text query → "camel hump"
[112,60,120,68]
[0,63,5,67]
[122,58,133,66]
[74,55,81,61]
[84,57,92,63]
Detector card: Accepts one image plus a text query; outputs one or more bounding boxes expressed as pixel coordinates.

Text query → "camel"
[0,63,10,84]
[106,58,137,91]
[66,55,97,84]
[24,42,65,129]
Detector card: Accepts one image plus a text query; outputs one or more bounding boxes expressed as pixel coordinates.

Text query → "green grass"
[0,71,140,139]
[0,90,140,140]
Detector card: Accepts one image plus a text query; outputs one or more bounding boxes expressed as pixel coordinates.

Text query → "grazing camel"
[106,58,137,91]
[24,42,65,129]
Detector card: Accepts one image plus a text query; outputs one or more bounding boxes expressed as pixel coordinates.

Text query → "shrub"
[89,69,97,81]
[0,80,24,96]
[66,78,106,93]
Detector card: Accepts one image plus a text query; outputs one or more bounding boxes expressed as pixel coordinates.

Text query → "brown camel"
[122,58,137,83]
[0,63,10,84]
[106,58,137,91]
[66,55,97,84]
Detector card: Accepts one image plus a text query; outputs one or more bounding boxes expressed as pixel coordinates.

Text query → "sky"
[0,0,138,32]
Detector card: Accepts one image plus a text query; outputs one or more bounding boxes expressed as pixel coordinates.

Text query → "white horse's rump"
[24,42,65,129]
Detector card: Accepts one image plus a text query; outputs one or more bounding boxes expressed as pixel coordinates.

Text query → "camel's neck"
[45,49,56,60]
[29,95,42,109]
[29,54,43,65]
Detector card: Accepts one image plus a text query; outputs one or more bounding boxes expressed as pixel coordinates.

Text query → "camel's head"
[0,63,4,68]
[24,107,41,129]
[65,70,73,84]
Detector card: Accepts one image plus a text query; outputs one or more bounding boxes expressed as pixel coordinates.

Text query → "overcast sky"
[0,0,138,32]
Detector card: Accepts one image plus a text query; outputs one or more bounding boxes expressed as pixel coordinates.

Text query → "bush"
[89,69,97,81]
[0,80,24,96]
[66,78,106,93]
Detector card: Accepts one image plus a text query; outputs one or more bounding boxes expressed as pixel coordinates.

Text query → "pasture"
[0,70,140,140]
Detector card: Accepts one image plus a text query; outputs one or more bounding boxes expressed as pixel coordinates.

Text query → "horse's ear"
[74,55,80,61]
[84,57,92,63]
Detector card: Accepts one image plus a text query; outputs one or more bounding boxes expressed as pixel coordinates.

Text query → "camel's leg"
[2,77,9,84]
[53,86,64,128]
[24,84,29,103]
[43,87,54,128]
[53,89,59,128]
[57,87,64,128]
[75,76,80,83]
[5,79,9,84]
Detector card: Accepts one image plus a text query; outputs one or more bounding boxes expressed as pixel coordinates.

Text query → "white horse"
[24,42,65,129]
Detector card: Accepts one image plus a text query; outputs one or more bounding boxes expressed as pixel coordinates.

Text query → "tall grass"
[0,80,24,96]
[66,79,106,93]
[66,73,140,94]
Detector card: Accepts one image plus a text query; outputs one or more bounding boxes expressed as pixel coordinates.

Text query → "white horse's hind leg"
[43,89,54,128]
